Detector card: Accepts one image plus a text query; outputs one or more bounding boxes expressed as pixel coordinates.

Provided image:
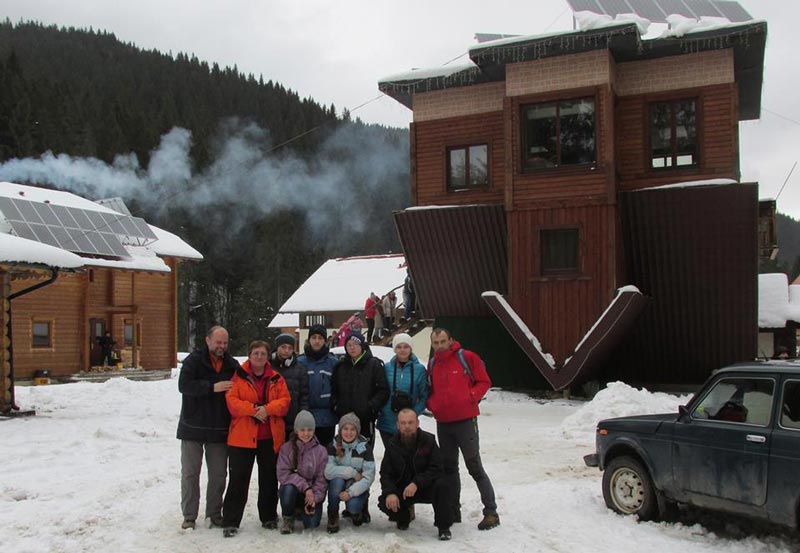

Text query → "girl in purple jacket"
[277,410,328,533]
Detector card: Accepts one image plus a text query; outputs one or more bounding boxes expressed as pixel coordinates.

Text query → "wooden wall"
[507,204,617,363]
[9,262,179,378]
[411,110,505,206]
[616,83,739,190]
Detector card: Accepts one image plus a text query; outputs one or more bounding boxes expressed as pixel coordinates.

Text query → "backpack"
[427,349,475,388]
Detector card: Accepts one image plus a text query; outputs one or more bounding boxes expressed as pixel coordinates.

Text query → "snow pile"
[560,381,692,445]
[574,11,650,34]
[0,232,84,268]
[757,273,800,328]
[379,60,479,84]
[662,14,735,37]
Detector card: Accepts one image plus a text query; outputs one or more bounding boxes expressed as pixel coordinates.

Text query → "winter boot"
[438,528,452,541]
[222,527,238,538]
[327,512,340,534]
[351,511,364,526]
[477,513,500,530]
[280,516,295,535]
[181,520,196,530]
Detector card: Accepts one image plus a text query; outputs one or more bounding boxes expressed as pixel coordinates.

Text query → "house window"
[541,228,579,276]
[447,144,489,190]
[522,97,595,170]
[650,99,697,169]
[32,321,52,348]
[304,314,329,328]
[124,320,134,346]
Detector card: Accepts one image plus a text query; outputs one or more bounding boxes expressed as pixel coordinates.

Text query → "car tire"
[602,455,659,521]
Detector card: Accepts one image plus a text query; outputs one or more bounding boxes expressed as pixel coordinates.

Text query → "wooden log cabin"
[0,183,202,391]
[379,18,768,389]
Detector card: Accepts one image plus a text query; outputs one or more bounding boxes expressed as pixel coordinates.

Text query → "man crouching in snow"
[378,408,455,541]
[176,326,239,530]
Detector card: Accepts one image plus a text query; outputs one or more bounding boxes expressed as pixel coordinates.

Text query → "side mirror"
[678,404,690,419]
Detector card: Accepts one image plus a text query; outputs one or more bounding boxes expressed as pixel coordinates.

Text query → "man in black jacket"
[378,408,455,540]
[270,333,309,439]
[177,326,240,530]
[330,333,389,445]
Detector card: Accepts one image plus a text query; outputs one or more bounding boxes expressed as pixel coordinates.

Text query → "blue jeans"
[327,477,367,515]
[279,484,322,528]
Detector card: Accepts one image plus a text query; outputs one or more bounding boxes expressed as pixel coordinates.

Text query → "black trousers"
[366,318,375,342]
[315,426,335,448]
[222,441,278,527]
[378,475,456,530]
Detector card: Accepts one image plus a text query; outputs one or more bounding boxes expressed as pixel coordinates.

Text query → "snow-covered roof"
[0,232,84,269]
[268,312,299,328]
[758,273,800,328]
[0,182,202,272]
[278,254,406,313]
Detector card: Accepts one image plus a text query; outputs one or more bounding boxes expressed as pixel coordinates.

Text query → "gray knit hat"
[294,410,316,431]
[338,412,361,435]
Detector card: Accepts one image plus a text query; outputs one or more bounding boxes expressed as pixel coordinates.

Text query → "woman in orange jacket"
[221,340,291,537]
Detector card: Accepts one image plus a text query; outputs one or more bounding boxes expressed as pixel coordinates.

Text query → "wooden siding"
[412,111,505,206]
[616,83,739,190]
[508,85,615,208]
[10,263,179,378]
[507,204,617,363]
[1,270,10,411]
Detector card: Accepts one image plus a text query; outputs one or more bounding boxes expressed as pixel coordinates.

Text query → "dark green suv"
[584,363,800,528]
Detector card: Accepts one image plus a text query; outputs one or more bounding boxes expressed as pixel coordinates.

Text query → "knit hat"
[338,412,361,435]
[275,333,295,348]
[308,324,327,340]
[294,410,316,431]
[345,332,366,349]
[392,333,413,349]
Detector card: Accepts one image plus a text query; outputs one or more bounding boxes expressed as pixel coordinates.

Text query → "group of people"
[177,324,499,541]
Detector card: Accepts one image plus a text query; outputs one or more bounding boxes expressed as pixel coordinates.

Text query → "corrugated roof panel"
[394,205,508,318]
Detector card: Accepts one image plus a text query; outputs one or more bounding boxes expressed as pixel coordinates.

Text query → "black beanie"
[275,333,295,348]
[308,324,327,340]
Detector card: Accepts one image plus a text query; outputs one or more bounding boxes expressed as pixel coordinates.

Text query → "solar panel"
[567,0,604,13]
[656,0,695,17]
[684,0,723,17]
[713,0,752,21]
[627,0,667,20]
[597,0,635,16]
[0,197,153,257]
[131,217,157,240]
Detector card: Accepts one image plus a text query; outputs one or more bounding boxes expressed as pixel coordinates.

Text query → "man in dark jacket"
[296,324,338,446]
[330,332,389,445]
[427,327,499,530]
[378,408,455,540]
[177,325,239,530]
[271,333,309,439]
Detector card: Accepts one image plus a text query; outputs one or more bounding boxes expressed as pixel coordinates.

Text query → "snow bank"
[574,11,649,34]
[560,381,692,445]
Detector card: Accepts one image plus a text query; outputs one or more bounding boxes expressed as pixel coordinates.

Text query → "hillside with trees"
[0,19,410,352]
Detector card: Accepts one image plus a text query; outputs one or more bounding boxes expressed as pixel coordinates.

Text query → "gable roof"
[379,19,766,120]
[0,232,84,269]
[0,182,202,273]
[278,254,406,313]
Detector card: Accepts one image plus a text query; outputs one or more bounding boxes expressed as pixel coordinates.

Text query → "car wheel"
[602,455,659,521]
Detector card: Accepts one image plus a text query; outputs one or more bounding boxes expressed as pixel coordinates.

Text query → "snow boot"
[181,520,195,530]
[280,516,294,535]
[327,512,340,534]
[477,513,500,530]
[222,527,238,538]
[438,528,452,541]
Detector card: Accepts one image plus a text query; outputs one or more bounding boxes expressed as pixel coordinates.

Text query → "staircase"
[374,315,432,347]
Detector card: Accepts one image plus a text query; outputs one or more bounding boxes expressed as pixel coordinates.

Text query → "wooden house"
[0,183,202,387]
[379,17,768,389]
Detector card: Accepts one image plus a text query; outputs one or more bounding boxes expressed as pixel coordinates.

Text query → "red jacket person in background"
[426,327,500,530]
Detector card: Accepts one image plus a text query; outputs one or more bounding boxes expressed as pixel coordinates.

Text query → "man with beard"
[177,325,239,530]
[297,324,338,446]
[377,409,455,540]
[271,333,309,440]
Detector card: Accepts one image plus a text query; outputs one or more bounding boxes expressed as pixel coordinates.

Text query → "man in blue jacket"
[297,324,338,446]
[177,326,239,530]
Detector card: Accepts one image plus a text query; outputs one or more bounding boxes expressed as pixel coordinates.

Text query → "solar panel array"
[0,197,157,258]
[566,0,752,23]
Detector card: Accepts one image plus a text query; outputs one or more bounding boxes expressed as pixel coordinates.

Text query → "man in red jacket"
[426,328,499,530]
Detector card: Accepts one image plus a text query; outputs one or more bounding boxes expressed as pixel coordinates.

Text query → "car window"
[692,377,774,426]
[780,380,800,430]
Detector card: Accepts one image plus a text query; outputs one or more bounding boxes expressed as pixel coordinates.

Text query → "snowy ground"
[2,378,798,553]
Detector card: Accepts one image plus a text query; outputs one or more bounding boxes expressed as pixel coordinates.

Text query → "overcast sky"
[5,0,800,217]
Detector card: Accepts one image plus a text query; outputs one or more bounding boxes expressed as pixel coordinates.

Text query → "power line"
[776,161,797,201]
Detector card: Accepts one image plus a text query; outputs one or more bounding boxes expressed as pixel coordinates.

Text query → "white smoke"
[0,121,409,240]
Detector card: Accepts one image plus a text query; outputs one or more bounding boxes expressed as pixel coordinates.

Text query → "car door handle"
[746,434,767,443]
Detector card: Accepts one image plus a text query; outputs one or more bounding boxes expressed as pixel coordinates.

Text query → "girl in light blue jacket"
[377,333,429,447]
[324,412,375,533]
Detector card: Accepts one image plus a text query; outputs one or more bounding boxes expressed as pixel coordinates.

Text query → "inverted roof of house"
[0,182,202,273]
[277,254,406,313]
[378,14,766,120]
